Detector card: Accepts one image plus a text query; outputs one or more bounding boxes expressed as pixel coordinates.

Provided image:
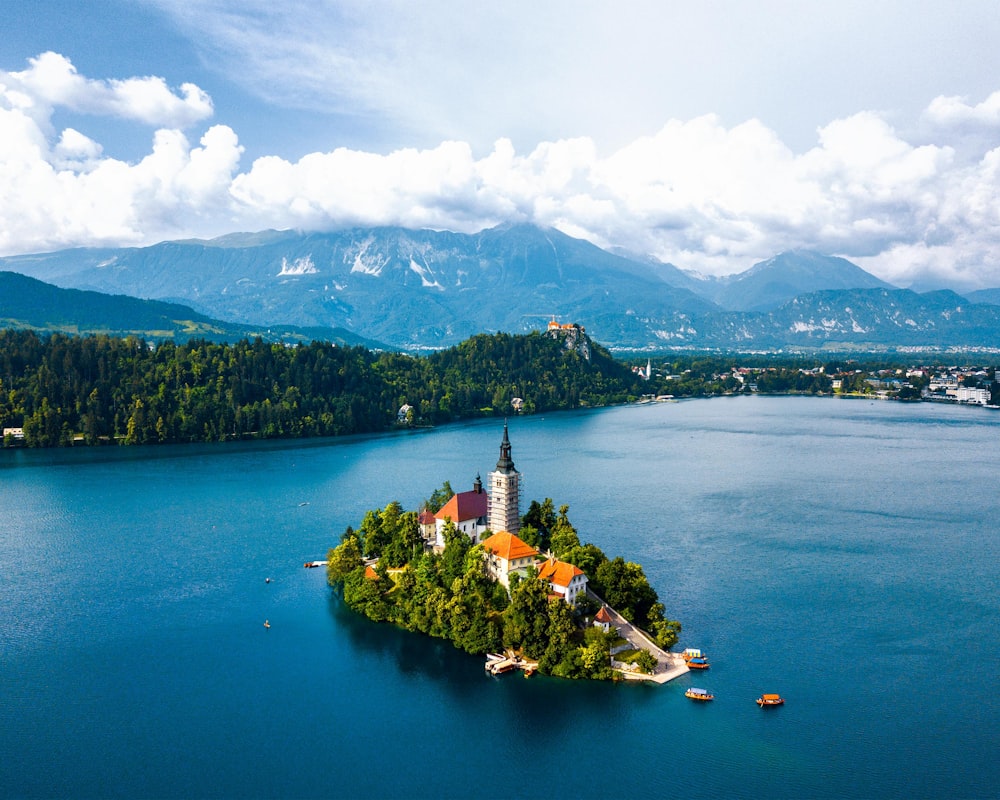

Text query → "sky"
[2,1,1000,289]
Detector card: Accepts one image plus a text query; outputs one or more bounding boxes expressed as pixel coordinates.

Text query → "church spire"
[488,420,521,534]
[495,419,515,473]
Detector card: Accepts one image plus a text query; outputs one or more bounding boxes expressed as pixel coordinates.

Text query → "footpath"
[587,589,689,685]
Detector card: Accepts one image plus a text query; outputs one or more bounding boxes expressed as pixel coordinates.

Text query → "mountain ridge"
[4,224,998,351]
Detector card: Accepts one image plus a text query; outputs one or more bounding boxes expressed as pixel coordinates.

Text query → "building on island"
[417,508,437,544]
[593,606,614,632]
[481,530,539,588]
[537,557,588,607]
[488,421,521,535]
[434,475,489,547]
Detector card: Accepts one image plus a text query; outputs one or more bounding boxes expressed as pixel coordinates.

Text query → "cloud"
[2,52,1000,290]
[924,91,1000,128]
[2,52,212,128]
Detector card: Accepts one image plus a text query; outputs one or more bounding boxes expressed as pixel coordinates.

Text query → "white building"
[488,422,521,535]
[434,476,489,547]
[537,557,588,607]
[955,386,990,405]
[481,531,539,588]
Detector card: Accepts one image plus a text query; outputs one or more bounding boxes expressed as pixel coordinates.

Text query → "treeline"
[326,495,680,680]
[0,329,642,447]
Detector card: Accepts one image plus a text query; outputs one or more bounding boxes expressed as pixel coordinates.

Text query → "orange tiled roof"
[595,606,613,623]
[537,558,585,589]
[481,530,539,561]
[434,490,488,523]
[364,565,379,580]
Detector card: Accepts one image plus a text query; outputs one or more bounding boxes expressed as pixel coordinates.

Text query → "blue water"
[2,397,998,799]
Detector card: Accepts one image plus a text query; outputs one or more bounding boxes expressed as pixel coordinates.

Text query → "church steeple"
[495,420,515,473]
[488,421,521,534]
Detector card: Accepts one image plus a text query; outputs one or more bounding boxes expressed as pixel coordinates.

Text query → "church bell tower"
[488,421,521,534]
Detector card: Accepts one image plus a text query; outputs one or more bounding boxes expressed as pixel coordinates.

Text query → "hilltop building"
[488,422,521,535]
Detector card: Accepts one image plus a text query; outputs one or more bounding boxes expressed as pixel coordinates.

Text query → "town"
[632,358,1000,407]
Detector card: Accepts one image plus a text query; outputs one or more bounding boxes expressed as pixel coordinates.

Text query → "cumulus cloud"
[2,52,1000,290]
[924,91,1000,128]
[2,51,212,128]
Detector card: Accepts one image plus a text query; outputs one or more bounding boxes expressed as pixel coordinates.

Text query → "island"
[325,423,684,682]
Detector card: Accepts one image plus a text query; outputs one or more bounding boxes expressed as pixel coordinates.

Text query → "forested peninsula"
[326,494,681,680]
[0,327,640,447]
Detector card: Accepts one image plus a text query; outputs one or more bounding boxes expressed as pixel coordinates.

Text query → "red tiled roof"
[537,558,585,589]
[595,606,612,623]
[434,490,488,523]
[480,530,539,561]
[417,509,436,525]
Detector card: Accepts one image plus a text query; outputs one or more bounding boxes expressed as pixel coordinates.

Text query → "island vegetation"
[326,490,681,680]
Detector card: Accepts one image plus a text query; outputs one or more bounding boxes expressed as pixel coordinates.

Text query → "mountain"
[0,224,717,350]
[3,227,999,351]
[701,250,896,311]
[646,287,1000,350]
[964,288,1000,306]
[0,271,383,347]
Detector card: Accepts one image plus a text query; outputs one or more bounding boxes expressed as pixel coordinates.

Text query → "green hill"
[0,326,644,447]
[0,271,382,348]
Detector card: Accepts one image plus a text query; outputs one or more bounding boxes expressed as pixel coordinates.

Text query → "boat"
[303,560,327,568]
[485,657,517,675]
[682,648,705,662]
[685,687,714,701]
[263,620,270,629]
[756,693,784,707]
[687,657,710,669]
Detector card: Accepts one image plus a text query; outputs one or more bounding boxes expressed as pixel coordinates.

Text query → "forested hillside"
[0,329,641,447]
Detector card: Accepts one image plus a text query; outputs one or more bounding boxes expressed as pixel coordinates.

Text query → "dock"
[485,653,538,676]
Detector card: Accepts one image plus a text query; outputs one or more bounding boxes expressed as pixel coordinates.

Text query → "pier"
[485,652,538,676]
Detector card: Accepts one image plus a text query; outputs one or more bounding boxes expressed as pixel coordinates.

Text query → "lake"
[1,396,998,799]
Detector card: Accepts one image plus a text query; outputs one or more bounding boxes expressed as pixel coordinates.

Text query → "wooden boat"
[687,657,710,669]
[756,693,784,707]
[685,687,714,701]
[682,648,704,662]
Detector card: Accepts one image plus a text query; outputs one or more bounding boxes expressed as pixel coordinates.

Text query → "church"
[433,422,589,606]
[433,421,521,547]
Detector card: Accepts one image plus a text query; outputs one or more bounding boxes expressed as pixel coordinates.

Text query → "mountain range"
[2,224,999,351]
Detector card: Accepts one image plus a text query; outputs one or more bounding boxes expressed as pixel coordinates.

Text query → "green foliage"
[521,498,557,551]
[502,575,551,658]
[633,649,658,675]
[0,329,644,448]
[425,481,454,513]
[593,557,661,627]
[326,533,364,588]
[549,504,581,558]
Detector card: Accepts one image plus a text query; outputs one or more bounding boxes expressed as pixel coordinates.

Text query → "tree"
[326,532,364,588]
[634,649,657,675]
[594,557,660,626]
[550,504,581,557]
[439,521,469,586]
[502,575,550,657]
[425,481,454,513]
[539,598,577,674]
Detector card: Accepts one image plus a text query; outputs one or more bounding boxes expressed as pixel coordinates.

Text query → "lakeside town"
[633,359,1000,407]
